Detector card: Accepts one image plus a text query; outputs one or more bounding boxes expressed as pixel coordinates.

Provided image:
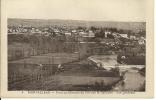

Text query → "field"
[8,64,121,91]
[8,50,145,91]
[9,53,79,64]
[8,52,122,91]
[16,75,120,91]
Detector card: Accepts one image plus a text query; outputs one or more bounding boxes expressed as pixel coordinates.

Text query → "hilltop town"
[8,19,145,65]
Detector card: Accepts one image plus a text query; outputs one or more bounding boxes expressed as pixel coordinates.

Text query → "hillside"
[8,18,146,32]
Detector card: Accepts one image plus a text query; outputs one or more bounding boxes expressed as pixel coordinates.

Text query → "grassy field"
[9,53,79,64]
[9,74,120,91]
[8,52,122,91]
[27,75,120,91]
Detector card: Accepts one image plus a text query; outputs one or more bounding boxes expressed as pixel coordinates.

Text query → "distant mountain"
[8,18,146,32]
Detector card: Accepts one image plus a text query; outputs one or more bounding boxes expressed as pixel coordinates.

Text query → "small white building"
[31,28,36,33]
[65,32,71,36]
[138,38,145,45]
[71,30,77,33]
[105,31,111,38]
[112,32,120,38]
[130,35,136,40]
[79,32,88,37]
[120,34,128,38]
[54,29,60,33]
[88,30,95,37]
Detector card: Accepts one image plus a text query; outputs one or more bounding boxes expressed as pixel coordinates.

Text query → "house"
[8,28,13,33]
[138,38,145,45]
[88,30,95,37]
[31,27,38,33]
[120,33,128,38]
[44,32,51,36]
[64,32,71,36]
[22,28,28,33]
[71,30,77,33]
[53,29,60,35]
[54,29,59,33]
[104,31,111,38]
[79,30,95,38]
[129,35,136,40]
[79,32,88,37]
[112,32,120,38]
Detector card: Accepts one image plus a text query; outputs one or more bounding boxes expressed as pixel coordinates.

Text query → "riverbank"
[113,70,145,91]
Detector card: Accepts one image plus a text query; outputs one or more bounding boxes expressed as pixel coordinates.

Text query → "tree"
[107,34,114,39]
[95,29,105,38]
[90,26,97,32]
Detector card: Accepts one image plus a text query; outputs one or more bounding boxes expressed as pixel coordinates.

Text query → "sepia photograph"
[7,20,146,91]
[7,0,146,92]
[0,0,154,98]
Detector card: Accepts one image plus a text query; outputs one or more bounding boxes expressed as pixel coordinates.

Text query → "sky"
[6,0,146,22]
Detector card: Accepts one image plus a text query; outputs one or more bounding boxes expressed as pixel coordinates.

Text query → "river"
[88,54,145,91]
[113,71,145,91]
